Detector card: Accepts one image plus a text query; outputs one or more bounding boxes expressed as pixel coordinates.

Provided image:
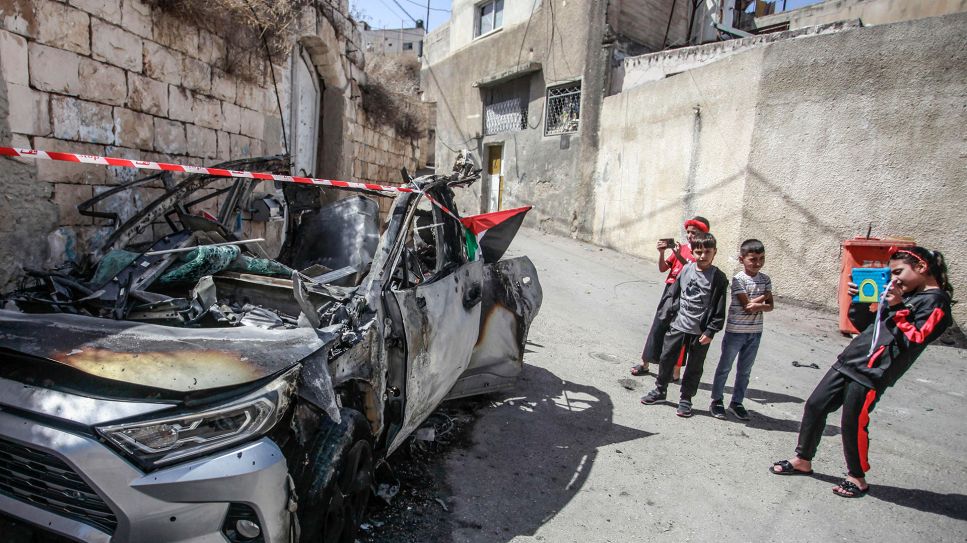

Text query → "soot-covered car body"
[0,156,541,542]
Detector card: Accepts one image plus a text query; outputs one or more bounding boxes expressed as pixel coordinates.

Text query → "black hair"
[890,246,953,297]
[692,232,716,250]
[740,239,765,256]
[691,216,710,229]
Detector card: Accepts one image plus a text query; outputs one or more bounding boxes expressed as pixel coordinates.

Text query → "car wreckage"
[0,154,542,542]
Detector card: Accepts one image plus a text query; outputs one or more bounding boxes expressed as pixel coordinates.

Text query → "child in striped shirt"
[709,239,773,420]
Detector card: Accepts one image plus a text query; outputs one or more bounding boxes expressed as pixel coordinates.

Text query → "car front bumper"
[0,409,293,542]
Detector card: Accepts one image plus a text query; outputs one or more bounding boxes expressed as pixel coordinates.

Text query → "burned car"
[0,155,541,542]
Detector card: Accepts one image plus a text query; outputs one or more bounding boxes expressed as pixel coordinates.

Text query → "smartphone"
[660,238,675,246]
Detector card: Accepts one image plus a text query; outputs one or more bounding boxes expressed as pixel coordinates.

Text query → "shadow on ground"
[443,363,653,543]
[697,381,805,405]
[811,472,967,522]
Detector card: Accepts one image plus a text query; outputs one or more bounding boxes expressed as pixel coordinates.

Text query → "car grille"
[0,435,118,534]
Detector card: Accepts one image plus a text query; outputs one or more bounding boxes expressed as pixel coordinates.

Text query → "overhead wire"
[400,0,450,13]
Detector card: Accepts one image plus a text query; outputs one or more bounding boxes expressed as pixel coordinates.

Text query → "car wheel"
[298,408,374,543]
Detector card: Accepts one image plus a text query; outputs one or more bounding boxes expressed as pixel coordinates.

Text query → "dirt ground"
[364,228,967,543]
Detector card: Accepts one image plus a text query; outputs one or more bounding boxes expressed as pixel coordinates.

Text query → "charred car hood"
[0,310,337,392]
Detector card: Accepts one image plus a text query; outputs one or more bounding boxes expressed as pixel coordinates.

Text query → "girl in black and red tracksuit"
[770,246,954,498]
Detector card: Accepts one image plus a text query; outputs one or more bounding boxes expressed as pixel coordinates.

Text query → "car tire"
[297,408,374,543]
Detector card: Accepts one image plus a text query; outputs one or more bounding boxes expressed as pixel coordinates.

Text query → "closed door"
[486,145,503,212]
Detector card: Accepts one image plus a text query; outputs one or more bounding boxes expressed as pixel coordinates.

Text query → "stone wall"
[0,0,426,288]
[591,13,967,324]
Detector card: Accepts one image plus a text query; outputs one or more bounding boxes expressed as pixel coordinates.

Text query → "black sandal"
[769,460,813,476]
[631,364,650,376]
[832,479,869,498]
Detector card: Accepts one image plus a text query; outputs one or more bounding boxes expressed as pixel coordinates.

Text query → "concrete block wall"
[0,0,425,286]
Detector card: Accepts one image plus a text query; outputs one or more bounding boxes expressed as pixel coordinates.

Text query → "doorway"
[485,144,504,212]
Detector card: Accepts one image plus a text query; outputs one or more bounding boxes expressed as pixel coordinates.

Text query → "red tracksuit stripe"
[676,344,686,368]
[893,307,945,344]
[867,345,886,368]
[858,389,877,473]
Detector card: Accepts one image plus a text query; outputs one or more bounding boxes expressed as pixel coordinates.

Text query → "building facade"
[423,0,967,324]
[422,0,716,235]
[361,22,427,58]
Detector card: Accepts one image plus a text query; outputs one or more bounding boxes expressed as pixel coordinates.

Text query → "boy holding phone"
[633,216,711,377]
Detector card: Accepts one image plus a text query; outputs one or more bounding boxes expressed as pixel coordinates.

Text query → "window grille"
[484,97,527,135]
[545,83,581,136]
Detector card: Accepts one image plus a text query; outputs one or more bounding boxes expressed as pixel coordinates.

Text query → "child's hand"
[846,281,859,297]
[884,281,903,307]
[698,334,712,345]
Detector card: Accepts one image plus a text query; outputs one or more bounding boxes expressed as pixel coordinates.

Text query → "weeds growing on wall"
[145,0,312,81]
[360,54,423,140]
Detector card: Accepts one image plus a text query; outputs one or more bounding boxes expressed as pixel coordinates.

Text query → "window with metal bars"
[484,97,527,135]
[544,83,581,136]
[482,77,530,136]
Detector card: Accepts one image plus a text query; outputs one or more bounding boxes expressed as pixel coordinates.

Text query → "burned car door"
[445,255,541,399]
[385,195,483,453]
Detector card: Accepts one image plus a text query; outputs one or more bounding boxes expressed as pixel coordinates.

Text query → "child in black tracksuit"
[640,233,728,418]
[771,246,954,498]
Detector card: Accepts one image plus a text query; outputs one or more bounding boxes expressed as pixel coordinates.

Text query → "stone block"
[126,72,166,116]
[0,29,28,84]
[187,124,217,159]
[78,59,127,106]
[34,137,106,184]
[211,70,236,102]
[102,144,143,185]
[69,0,121,24]
[239,108,264,139]
[230,133,262,158]
[0,0,36,38]
[28,43,81,95]
[143,41,182,86]
[36,1,89,55]
[221,101,241,134]
[53,183,94,226]
[51,96,114,144]
[113,107,153,149]
[216,130,230,161]
[168,85,194,122]
[236,82,264,111]
[152,12,198,57]
[92,19,143,73]
[198,30,225,66]
[192,95,221,130]
[5,83,49,136]
[121,0,151,38]
[181,55,210,94]
[263,117,283,155]
[153,118,186,155]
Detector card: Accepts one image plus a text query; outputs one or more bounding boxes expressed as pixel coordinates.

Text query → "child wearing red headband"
[770,246,954,498]
[633,216,711,378]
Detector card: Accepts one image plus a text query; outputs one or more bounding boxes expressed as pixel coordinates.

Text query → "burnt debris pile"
[2,155,380,330]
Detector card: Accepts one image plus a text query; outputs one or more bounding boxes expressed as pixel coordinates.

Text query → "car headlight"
[97,366,299,470]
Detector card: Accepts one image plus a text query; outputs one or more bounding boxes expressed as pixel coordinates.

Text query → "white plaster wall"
[593,13,967,324]
[592,49,763,268]
[757,0,967,29]
[448,0,542,53]
[744,13,967,323]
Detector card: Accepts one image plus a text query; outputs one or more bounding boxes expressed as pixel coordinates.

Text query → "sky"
[349,0,453,32]
[348,0,826,32]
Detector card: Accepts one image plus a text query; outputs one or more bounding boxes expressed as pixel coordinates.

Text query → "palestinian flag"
[460,206,532,263]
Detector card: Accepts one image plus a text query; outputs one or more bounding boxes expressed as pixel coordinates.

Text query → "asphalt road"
[438,228,967,543]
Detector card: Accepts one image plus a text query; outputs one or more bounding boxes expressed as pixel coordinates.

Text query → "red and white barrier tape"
[0,147,417,194]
